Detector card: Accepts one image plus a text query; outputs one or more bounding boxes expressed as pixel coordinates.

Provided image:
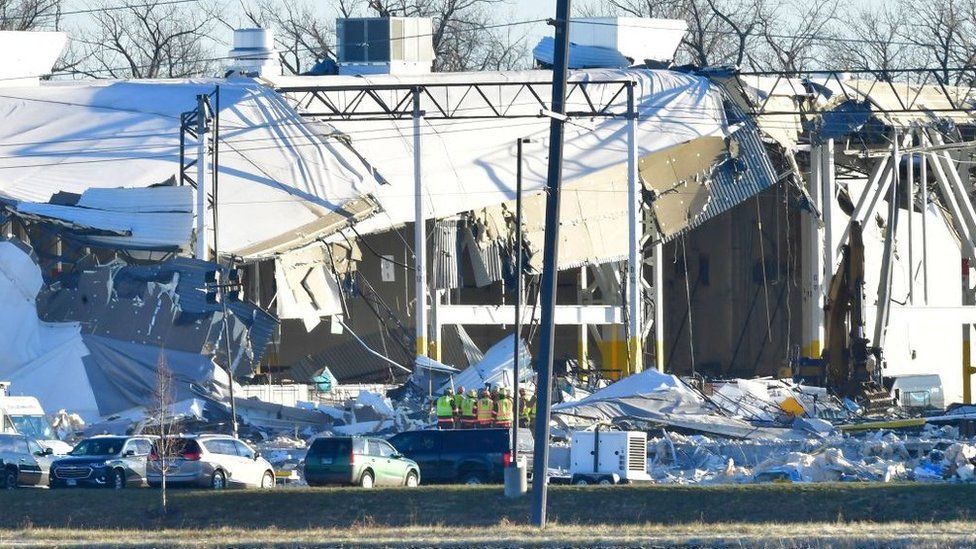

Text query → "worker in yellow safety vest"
[518,387,535,428]
[453,386,466,422]
[460,389,478,429]
[476,389,495,428]
[435,388,457,429]
[495,387,514,428]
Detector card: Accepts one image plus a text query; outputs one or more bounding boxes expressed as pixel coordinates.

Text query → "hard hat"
[468,389,477,398]
[445,387,454,395]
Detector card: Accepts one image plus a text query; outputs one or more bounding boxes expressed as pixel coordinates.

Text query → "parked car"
[49,435,155,489]
[304,436,420,488]
[0,433,54,489]
[146,434,275,489]
[387,428,532,484]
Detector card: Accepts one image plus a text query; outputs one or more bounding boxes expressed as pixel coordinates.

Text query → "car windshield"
[10,416,54,440]
[69,438,125,456]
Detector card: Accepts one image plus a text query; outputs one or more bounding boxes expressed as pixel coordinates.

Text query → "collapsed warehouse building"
[1,19,976,433]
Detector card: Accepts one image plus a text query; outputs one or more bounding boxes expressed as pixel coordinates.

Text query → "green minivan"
[303,436,420,488]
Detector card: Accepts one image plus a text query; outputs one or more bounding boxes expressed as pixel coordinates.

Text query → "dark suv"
[387,428,532,485]
[50,436,154,489]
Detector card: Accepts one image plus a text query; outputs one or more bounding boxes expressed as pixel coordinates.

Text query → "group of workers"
[433,385,536,429]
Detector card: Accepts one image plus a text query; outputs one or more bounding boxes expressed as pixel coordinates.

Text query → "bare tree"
[757,0,838,72]
[0,0,62,30]
[833,4,915,74]
[238,0,335,75]
[900,0,976,83]
[600,0,766,69]
[67,0,218,78]
[149,351,177,515]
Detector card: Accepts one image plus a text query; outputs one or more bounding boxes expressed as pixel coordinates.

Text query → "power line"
[0,0,205,24]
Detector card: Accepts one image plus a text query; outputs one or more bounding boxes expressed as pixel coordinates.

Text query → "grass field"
[2,483,976,547]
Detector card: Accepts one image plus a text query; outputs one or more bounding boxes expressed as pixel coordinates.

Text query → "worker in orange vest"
[435,388,457,429]
[476,388,495,428]
[495,387,514,428]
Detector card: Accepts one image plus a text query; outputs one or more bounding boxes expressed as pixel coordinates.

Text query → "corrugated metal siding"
[13,186,193,250]
[664,97,778,242]
[116,257,278,365]
[432,219,461,289]
[77,186,192,213]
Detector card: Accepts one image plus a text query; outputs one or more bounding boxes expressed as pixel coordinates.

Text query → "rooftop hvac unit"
[337,17,434,75]
[569,429,650,485]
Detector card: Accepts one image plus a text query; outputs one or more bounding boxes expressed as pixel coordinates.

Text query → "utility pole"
[531,0,571,529]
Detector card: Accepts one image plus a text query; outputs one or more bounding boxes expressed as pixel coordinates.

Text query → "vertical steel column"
[920,130,929,303]
[873,129,900,356]
[531,0,571,529]
[653,240,664,372]
[965,259,973,404]
[413,88,429,358]
[802,139,824,360]
[821,138,836,277]
[578,266,589,371]
[906,131,915,304]
[195,95,209,260]
[626,82,643,374]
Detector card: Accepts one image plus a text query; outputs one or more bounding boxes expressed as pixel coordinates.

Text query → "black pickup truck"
[387,428,533,484]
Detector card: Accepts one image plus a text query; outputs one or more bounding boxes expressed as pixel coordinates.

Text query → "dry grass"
[1,522,975,548]
[3,484,976,547]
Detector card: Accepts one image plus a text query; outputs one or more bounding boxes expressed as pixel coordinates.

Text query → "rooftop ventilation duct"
[227,28,280,78]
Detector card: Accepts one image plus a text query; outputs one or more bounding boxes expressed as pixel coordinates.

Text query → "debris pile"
[645,424,976,485]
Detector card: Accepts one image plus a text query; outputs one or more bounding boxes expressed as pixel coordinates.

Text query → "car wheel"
[261,471,275,489]
[598,478,614,486]
[211,470,226,490]
[574,478,589,486]
[2,468,17,490]
[359,470,374,489]
[463,472,485,485]
[405,471,419,487]
[112,469,126,490]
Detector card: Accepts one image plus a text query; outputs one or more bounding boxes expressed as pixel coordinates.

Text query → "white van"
[0,383,71,454]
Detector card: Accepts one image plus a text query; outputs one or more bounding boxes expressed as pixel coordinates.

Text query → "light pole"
[506,137,532,498]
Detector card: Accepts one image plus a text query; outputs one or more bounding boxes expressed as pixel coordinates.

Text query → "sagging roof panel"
[0,79,380,258]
